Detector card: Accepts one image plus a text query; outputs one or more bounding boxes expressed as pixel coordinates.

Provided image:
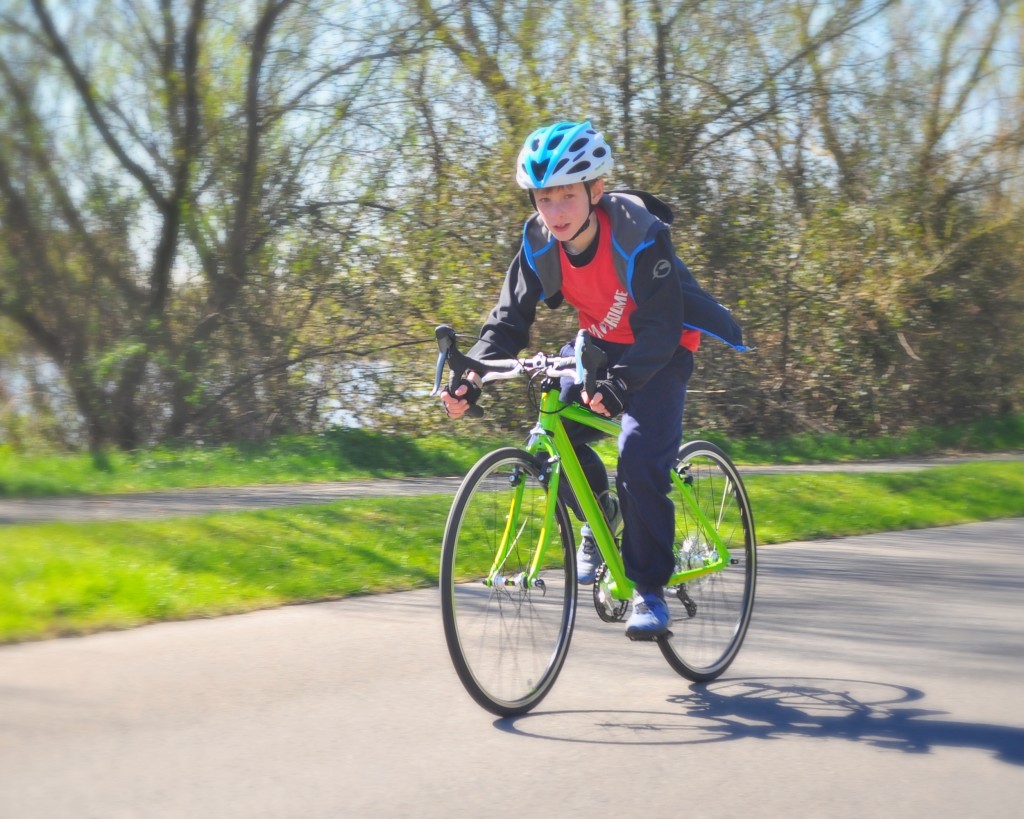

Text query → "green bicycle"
[432,326,756,717]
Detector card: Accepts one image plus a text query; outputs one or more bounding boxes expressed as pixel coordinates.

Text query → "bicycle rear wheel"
[440,447,577,716]
[659,440,756,681]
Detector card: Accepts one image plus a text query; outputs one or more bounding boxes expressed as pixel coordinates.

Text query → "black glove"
[592,375,627,417]
[444,376,481,414]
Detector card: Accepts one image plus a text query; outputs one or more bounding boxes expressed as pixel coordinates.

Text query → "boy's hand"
[582,375,627,418]
[440,373,482,419]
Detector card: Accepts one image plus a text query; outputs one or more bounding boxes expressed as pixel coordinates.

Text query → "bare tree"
[0,0,425,448]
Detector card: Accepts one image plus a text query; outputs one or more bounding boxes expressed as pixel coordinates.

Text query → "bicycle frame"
[437,325,755,713]
[491,384,734,601]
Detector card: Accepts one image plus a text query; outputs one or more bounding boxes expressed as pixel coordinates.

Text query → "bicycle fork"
[668,465,735,585]
[482,462,558,593]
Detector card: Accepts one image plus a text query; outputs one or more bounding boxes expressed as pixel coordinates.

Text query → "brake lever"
[430,326,456,396]
[431,348,447,397]
[431,325,484,418]
[574,329,608,397]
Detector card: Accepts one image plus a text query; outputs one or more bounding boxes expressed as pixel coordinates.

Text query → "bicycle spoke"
[660,441,756,681]
[440,449,577,716]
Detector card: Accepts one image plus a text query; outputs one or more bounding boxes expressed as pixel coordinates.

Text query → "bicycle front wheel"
[660,440,756,681]
[440,447,577,716]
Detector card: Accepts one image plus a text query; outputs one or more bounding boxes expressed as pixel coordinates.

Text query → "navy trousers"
[560,342,694,589]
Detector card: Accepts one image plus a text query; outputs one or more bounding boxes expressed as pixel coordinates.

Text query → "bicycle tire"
[658,440,756,681]
[440,447,578,716]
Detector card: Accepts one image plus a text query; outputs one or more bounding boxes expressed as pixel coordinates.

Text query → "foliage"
[0,0,1021,449]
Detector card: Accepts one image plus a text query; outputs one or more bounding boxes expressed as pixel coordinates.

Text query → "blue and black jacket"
[469,189,746,392]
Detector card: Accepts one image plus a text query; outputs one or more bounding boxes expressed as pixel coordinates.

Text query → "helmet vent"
[515,120,613,190]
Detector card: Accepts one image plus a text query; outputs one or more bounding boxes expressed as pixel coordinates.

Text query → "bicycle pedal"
[626,629,673,642]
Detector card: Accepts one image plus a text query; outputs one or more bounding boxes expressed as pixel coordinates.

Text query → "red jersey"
[558,209,700,351]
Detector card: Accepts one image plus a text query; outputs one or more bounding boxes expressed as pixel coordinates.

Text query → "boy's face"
[534,179,604,241]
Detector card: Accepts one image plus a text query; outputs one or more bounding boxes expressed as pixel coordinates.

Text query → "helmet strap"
[566,180,596,241]
[567,214,592,242]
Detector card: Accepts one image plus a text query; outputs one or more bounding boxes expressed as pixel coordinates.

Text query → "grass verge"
[0,429,492,497]
[2,413,1022,497]
[2,462,1022,645]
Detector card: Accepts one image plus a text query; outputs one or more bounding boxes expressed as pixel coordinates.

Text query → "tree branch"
[30,0,169,212]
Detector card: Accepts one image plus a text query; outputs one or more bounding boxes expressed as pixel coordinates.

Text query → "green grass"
[0,497,450,642]
[692,412,1024,465]
[2,461,1022,644]
[0,428,493,497]
[746,462,1024,542]
[2,414,1022,498]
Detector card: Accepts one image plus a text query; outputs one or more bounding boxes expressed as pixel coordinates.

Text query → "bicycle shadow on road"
[495,676,1024,766]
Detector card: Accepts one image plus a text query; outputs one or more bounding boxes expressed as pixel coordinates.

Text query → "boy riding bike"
[441,120,746,639]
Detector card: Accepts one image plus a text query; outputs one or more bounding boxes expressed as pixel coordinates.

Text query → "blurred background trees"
[1,0,1021,450]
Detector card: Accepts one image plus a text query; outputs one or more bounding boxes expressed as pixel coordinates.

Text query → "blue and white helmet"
[515,121,614,189]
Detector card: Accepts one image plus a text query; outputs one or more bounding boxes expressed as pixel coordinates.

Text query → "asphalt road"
[1,518,1022,818]
[2,452,1021,524]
